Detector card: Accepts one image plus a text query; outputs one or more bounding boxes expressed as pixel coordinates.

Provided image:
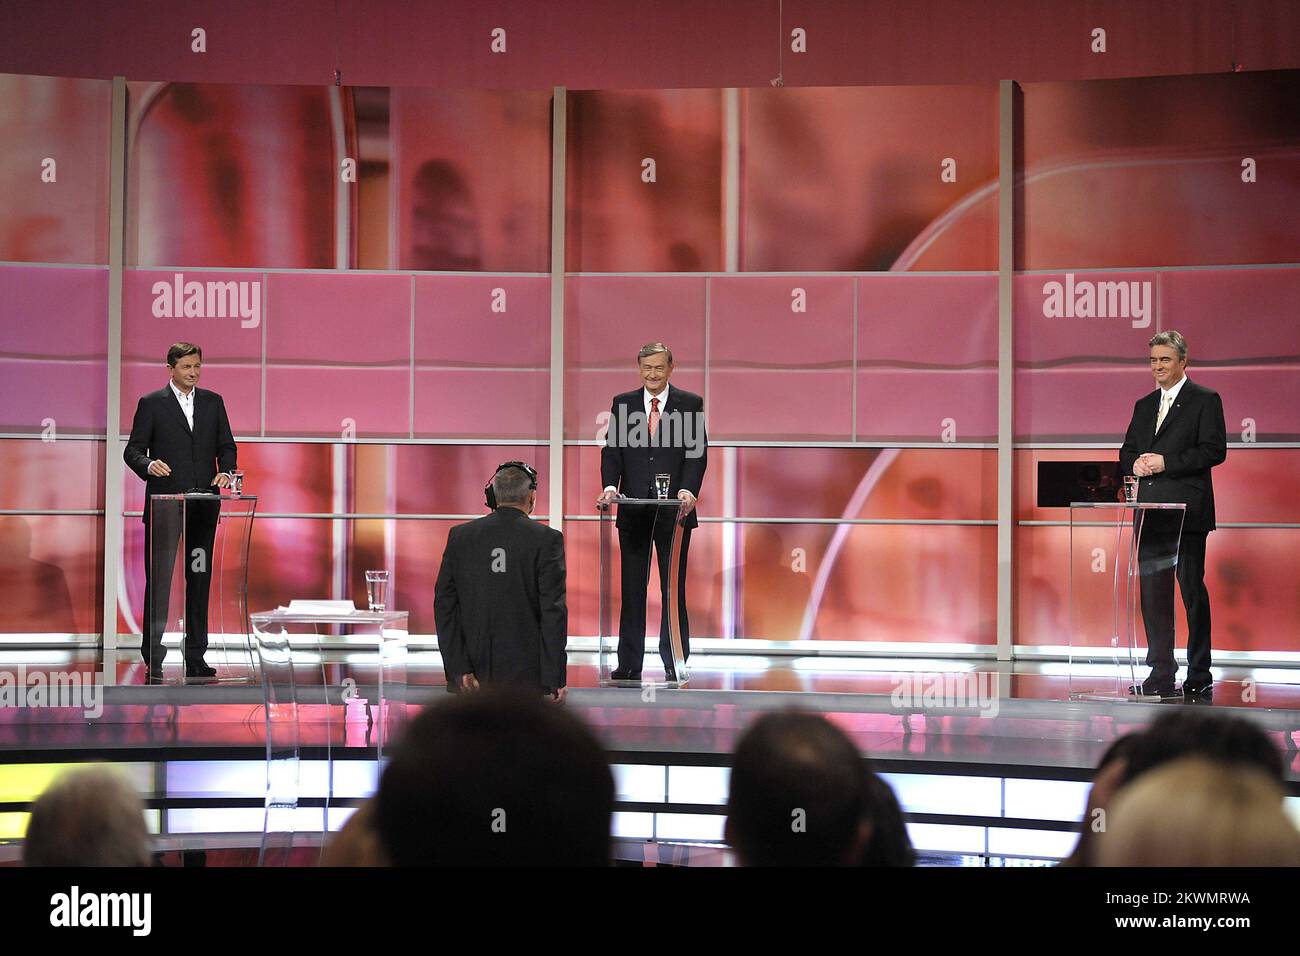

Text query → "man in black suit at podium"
[124,343,238,683]
[435,462,569,702]
[597,343,708,681]
[1119,330,1227,699]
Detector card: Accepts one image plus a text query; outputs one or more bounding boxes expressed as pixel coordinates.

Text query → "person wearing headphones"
[433,462,569,703]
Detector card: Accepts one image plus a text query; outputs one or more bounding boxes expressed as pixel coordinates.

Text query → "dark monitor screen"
[1036,460,1122,507]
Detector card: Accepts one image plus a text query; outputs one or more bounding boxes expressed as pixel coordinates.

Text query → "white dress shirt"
[1155,375,1187,434]
[643,383,670,421]
[170,380,195,430]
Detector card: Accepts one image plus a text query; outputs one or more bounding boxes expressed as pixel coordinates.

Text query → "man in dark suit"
[124,343,238,683]
[597,343,708,681]
[1119,330,1227,699]
[434,462,569,702]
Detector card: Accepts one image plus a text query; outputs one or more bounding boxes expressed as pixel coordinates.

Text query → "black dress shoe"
[609,668,640,682]
[1129,677,1175,697]
[1180,678,1213,698]
[146,665,166,685]
[185,661,218,682]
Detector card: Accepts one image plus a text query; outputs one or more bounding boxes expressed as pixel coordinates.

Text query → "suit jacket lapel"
[192,388,207,437]
[164,386,192,434]
[1154,380,1190,442]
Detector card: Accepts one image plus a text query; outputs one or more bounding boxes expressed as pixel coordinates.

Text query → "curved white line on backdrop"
[797,447,900,642]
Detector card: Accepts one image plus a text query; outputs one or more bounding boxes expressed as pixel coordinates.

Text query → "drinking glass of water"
[365,570,390,612]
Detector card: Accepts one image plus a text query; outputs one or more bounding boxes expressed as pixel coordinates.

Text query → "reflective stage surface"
[1,648,1297,866]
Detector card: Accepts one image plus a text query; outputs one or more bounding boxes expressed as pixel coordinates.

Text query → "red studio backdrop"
[1,7,1297,655]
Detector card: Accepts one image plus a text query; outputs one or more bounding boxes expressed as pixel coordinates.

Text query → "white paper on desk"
[283,599,358,614]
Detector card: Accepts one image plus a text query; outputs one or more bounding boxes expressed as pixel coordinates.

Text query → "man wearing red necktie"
[597,343,708,681]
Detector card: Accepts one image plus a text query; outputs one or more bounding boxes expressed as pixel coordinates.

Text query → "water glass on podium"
[365,570,389,612]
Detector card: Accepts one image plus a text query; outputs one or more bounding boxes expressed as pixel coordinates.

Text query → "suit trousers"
[1138,515,1212,684]
[143,496,220,665]
[617,510,692,677]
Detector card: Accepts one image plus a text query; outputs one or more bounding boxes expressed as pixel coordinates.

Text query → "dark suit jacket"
[123,386,238,521]
[434,507,569,692]
[1119,378,1227,534]
[600,387,708,530]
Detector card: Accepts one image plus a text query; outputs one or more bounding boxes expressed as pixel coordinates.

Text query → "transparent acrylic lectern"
[250,607,408,866]
[1068,501,1186,701]
[598,497,689,688]
[147,492,257,683]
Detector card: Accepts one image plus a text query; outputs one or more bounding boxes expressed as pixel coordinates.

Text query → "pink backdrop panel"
[1014,271,1160,362]
[708,276,853,439]
[394,90,551,273]
[1015,366,1160,442]
[393,444,550,518]
[565,276,707,438]
[857,370,996,442]
[1019,72,1300,270]
[1162,267,1300,439]
[0,515,102,634]
[0,265,107,433]
[414,370,548,439]
[265,273,410,436]
[812,524,996,644]
[413,275,548,439]
[858,274,998,440]
[858,275,996,362]
[743,86,998,272]
[708,369,850,440]
[0,74,111,265]
[0,439,104,511]
[121,269,263,433]
[265,369,409,437]
[1162,268,1300,362]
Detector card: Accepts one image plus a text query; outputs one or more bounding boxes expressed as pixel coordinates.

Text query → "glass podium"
[1068,501,1186,701]
[250,606,408,866]
[598,497,689,688]
[147,492,257,683]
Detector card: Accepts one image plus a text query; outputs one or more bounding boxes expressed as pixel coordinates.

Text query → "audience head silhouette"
[726,711,873,866]
[375,689,613,866]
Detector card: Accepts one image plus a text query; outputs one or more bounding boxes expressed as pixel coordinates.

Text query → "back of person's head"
[1060,732,1142,867]
[321,799,387,867]
[1097,756,1300,867]
[375,689,613,866]
[727,711,869,866]
[858,772,915,866]
[24,766,151,867]
[1120,710,1284,787]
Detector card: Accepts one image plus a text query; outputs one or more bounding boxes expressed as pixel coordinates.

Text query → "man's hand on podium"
[676,489,696,518]
[596,488,619,510]
[211,473,232,489]
[147,459,172,477]
[460,673,481,692]
[549,687,567,705]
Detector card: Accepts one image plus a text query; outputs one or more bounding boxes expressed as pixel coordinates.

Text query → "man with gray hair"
[24,766,152,866]
[597,342,708,682]
[435,462,569,702]
[1119,330,1226,698]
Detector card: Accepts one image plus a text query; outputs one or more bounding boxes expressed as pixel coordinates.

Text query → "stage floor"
[2,648,1297,866]
[1,649,1297,781]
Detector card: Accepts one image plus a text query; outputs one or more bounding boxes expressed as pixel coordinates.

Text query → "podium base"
[1069,690,1182,703]
[600,677,690,690]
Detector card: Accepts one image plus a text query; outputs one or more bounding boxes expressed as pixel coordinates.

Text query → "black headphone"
[484,460,539,510]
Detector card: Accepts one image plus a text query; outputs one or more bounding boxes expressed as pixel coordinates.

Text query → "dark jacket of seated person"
[435,498,568,696]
